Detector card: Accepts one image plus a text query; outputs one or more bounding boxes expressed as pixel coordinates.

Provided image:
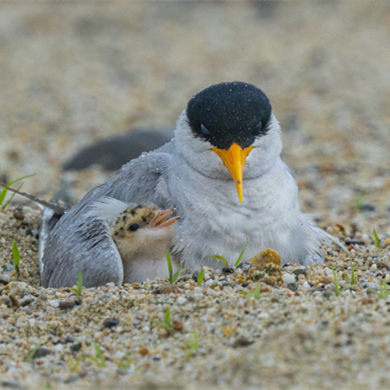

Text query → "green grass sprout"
[12,240,21,275]
[154,307,175,336]
[71,269,84,297]
[234,239,248,268]
[212,255,229,267]
[166,249,186,284]
[2,183,24,211]
[66,356,80,372]
[368,280,389,300]
[212,239,248,269]
[345,262,357,286]
[186,331,200,360]
[247,282,261,300]
[26,345,40,363]
[197,268,205,285]
[332,266,354,296]
[373,228,381,248]
[165,306,171,325]
[85,343,106,367]
[158,308,176,335]
[378,280,389,299]
[354,191,365,211]
[115,353,132,371]
[0,170,35,211]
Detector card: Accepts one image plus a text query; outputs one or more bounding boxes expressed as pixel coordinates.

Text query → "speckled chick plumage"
[109,202,179,284]
[41,81,338,288]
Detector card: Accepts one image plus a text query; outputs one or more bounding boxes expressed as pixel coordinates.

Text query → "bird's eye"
[200,124,211,135]
[128,224,139,231]
[253,120,263,135]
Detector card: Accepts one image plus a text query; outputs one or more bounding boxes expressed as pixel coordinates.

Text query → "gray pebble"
[31,348,51,359]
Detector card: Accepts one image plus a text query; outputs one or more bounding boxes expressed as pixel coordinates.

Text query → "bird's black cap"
[186,82,272,150]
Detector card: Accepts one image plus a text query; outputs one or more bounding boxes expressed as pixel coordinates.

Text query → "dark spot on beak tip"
[236,180,242,184]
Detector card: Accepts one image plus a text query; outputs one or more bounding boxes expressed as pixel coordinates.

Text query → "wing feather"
[41,146,173,287]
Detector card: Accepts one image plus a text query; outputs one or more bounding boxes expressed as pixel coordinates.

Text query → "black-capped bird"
[40,81,339,287]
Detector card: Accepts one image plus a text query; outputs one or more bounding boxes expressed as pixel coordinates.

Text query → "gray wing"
[41,143,174,288]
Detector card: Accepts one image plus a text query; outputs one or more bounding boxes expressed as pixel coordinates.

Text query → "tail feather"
[316,227,349,253]
[39,206,64,274]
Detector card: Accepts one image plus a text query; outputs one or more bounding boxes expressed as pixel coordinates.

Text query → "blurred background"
[0,1,389,228]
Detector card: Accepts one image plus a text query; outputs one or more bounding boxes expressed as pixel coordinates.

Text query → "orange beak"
[211,143,253,202]
[150,209,180,228]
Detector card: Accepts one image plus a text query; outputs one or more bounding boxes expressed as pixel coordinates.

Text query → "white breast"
[169,158,310,269]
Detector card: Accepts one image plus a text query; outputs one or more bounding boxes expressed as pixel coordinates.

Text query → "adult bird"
[42,81,335,287]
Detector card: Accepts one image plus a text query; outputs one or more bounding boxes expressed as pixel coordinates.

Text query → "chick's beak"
[150,209,180,228]
[211,143,253,202]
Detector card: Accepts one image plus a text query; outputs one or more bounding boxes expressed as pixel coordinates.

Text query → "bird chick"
[93,198,180,284]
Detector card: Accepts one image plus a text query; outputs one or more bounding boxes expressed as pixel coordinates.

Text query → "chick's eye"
[200,124,211,135]
[128,224,139,232]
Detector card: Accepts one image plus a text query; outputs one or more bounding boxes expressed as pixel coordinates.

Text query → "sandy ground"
[1,2,390,389]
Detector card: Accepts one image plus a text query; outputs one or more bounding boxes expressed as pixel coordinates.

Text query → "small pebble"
[282,273,296,284]
[177,296,187,305]
[222,267,234,274]
[59,301,75,310]
[70,343,82,352]
[287,283,298,292]
[232,336,254,348]
[257,312,270,319]
[293,268,307,277]
[102,318,119,328]
[48,300,59,308]
[31,348,51,359]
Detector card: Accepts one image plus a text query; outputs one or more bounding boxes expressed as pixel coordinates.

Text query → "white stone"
[177,296,187,305]
[325,267,333,276]
[257,312,270,319]
[282,273,296,284]
[48,300,59,308]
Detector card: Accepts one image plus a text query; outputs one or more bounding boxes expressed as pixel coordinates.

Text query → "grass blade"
[332,266,340,295]
[373,228,381,248]
[171,269,186,284]
[197,268,205,285]
[166,249,173,282]
[253,282,260,299]
[26,345,40,363]
[0,189,7,205]
[71,269,83,297]
[234,239,248,268]
[77,269,83,295]
[0,172,35,209]
[94,343,105,366]
[2,183,23,211]
[165,308,171,326]
[12,240,20,274]
[212,255,229,267]
[6,173,36,187]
